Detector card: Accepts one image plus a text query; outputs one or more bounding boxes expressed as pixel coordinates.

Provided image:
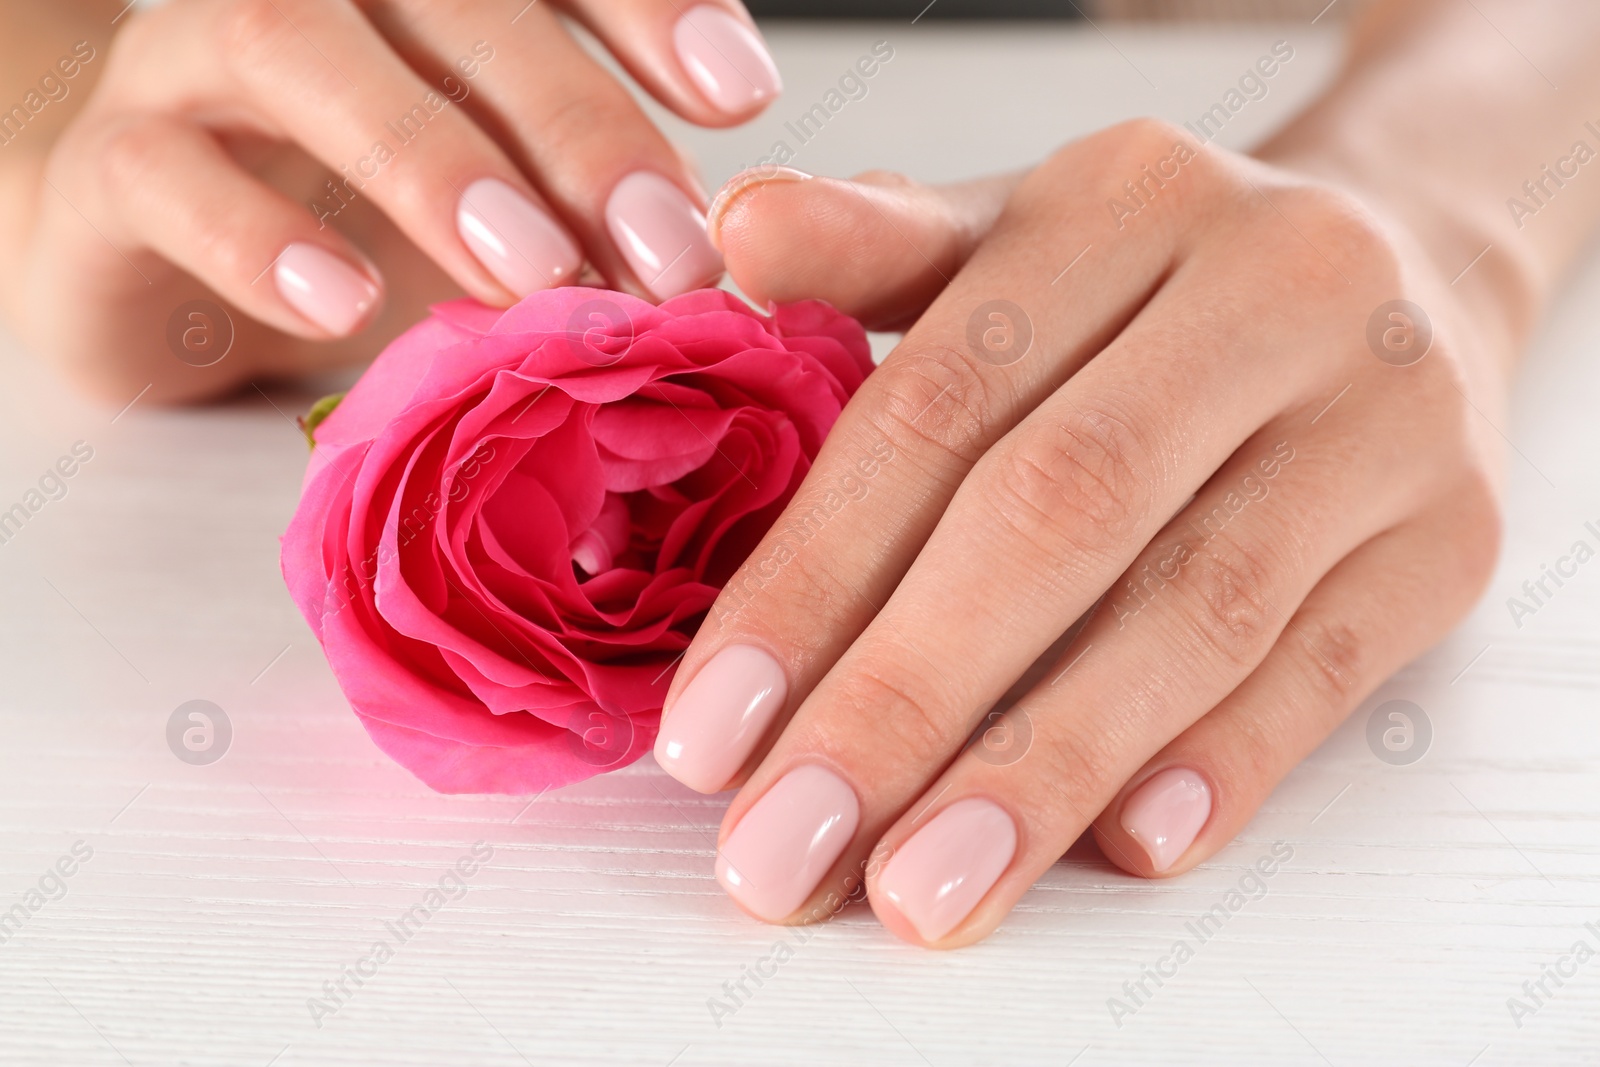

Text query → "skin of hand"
[652,0,1600,947]
[0,0,782,404]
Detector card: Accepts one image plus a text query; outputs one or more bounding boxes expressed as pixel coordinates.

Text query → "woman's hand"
[654,115,1518,947]
[2,0,780,401]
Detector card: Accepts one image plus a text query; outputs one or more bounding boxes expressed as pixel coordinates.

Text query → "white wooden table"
[3,19,1599,1066]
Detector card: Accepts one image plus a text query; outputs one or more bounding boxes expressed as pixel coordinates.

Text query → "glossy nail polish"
[655,645,787,793]
[876,797,1017,942]
[715,764,858,922]
[274,243,381,335]
[456,178,582,297]
[604,171,723,300]
[673,5,782,114]
[1120,767,1212,873]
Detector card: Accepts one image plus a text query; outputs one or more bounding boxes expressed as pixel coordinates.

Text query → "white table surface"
[3,17,1599,1067]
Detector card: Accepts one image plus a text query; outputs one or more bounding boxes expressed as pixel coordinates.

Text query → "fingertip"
[708,168,975,328]
[455,177,584,301]
[272,242,385,338]
[1097,765,1215,878]
[868,890,939,948]
[706,165,813,254]
[672,4,783,118]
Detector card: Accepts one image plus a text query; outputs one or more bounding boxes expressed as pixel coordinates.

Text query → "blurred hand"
[10,0,780,401]
[656,118,1510,947]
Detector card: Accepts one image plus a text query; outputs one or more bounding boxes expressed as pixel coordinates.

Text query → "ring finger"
[1088,494,1497,883]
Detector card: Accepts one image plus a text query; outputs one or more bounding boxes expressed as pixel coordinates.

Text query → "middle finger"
[710,229,1337,923]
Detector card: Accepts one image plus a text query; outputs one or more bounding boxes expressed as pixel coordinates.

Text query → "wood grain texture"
[1,21,1598,1067]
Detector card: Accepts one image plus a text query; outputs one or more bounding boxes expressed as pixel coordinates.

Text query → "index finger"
[653,121,1200,794]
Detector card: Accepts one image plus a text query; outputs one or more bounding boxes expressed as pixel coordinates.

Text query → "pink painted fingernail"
[876,797,1017,943]
[715,764,858,922]
[673,5,782,115]
[457,178,582,297]
[605,171,723,300]
[655,645,787,793]
[1120,767,1212,873]
[274,243,381,335]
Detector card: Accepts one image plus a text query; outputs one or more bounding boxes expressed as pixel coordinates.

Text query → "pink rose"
[281,287,872,795]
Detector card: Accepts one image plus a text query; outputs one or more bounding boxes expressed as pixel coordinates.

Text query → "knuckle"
[98,116,176,193]
[987,408,1150,567]
[1087,117,1193,173]
[1173,532,1280,674]
[1028,718,1120,821]
[219,0,303,73]
[1216,699,1294,788]
[837,660,958,770]
[526,90,647,159]
[711,540,851,654]
[1282,183,1403,282]
[865,343,998,470]
[1288,615,1365,704]
[1107,116,1195,162]
[1030,117,1205,209]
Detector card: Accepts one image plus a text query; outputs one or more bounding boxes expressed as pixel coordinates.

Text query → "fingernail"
[655,645,787,793]
[457,178,582,297]
[674,5,782,115]
[715,764,858,922]
[605,171,724,300]
[1120,767,1212,873]
[706,165,812,252]
[876,797,1016,943]
[274,243,381,335]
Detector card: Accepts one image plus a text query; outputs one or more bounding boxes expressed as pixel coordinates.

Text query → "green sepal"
[298,391,346,449]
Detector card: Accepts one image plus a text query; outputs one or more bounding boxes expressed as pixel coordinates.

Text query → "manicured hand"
[14,0,779,401]
[654,120,1510,946]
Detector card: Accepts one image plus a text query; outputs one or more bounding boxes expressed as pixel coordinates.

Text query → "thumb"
[707,166,1021,331]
